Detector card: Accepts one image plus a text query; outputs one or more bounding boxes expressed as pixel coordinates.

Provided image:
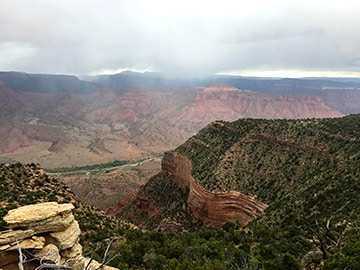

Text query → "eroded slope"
[176,115,360,227]
[0,79,344,168]
[120,115,360,229]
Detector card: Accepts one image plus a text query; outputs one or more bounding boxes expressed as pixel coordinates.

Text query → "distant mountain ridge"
[0,71,103,93]
[94,72,360,114]
[0,71,359,168]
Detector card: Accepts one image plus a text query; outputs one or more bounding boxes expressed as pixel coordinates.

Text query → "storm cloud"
[1,0,360,77]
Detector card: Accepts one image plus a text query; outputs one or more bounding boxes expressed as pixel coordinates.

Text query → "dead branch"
[16,247,73,270]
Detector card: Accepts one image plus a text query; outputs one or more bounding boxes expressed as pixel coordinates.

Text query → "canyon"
[1,71,359,222]
[0,72,348,169]
[119,114,360,230]
[161,151,268,227]
[119,151,268,228]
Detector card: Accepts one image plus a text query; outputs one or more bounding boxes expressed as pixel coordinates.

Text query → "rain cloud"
[1,0,360,78]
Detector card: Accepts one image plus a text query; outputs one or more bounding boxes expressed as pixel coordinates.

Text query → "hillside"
[1,134,360,268]
[95,73,360,114]
[0,163,124,256]
[1,71,358,234]
[120,114,360,230]
[1,71,356,169]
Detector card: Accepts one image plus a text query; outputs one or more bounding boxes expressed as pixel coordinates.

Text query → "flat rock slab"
[0,228,35,245]
[4,202,74,225]
[0,235,45,251]
[3,202,75,233]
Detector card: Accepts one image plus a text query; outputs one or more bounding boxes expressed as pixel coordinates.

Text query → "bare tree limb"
[326,216,333,230]
[17,243,24,270]
[99,238,116,269]
[85,257,94,270]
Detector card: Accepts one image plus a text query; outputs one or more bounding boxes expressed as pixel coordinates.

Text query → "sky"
[1,0,360,78]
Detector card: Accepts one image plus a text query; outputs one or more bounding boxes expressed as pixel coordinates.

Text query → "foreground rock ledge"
[4,202,75,233]
[4,202,74,225]
[0,202,118,270]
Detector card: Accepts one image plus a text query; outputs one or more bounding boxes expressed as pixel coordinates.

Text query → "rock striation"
[0,202,117,270]
[3,202,75,233]
[161,151,268,227]
[0,77,347,169]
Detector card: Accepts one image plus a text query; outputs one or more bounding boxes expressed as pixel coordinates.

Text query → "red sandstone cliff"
[0,82,344,168]
[161,151,268,227]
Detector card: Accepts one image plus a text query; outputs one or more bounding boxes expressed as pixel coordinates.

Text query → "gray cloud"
[0,0,360,77]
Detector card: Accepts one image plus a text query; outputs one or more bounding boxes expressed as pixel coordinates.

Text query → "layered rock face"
[162,152,268,227]
[0,78,346,169]
[0,202,117,270]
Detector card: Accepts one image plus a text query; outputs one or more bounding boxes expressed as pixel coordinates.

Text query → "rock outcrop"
[3,202,75,233]
[0,202,117,270]
[161,151,268,227]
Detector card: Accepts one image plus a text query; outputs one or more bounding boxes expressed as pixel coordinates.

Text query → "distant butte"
[198,84,241,92]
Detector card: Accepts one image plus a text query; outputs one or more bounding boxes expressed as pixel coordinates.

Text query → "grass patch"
[45,160,129,175]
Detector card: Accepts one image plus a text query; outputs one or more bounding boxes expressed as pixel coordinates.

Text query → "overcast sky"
[1,0,360,78]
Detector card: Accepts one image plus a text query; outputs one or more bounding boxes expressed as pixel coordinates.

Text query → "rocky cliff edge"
[161,151,268,227]
[0,202,118,270]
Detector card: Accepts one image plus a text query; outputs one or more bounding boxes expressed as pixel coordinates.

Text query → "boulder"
[50,220,81,250]
[61,242,83,260]
[35,243,61,264]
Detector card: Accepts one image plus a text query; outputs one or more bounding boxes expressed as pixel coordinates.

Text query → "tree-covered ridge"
[176,114,360,228]
[119,171,194,230]
[1,145,360,268]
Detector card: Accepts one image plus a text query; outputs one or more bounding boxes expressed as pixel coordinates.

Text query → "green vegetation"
[176,115,360,229]
[45,160,129,175]
[1,163,358,270]
[0,163,73,230]
[119,171,196,230]
[80,221,360,269]
[111,114,360,268]
[0,162,120,251]
[91,224,312,269]
[1,115,360,269]
[121,115,360,232]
